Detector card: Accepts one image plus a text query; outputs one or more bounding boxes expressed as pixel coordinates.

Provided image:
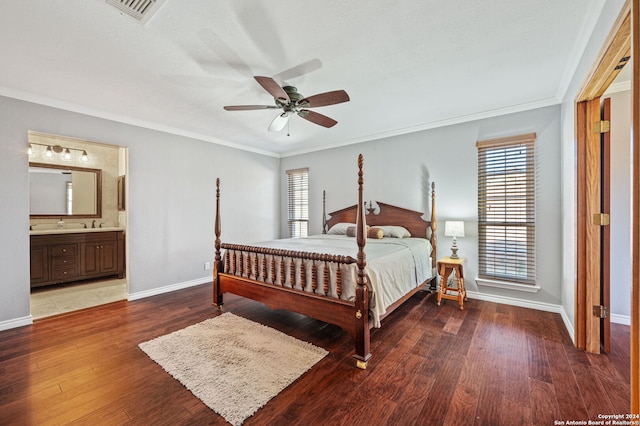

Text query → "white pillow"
[379,225,412,238]
[327,222,355,235]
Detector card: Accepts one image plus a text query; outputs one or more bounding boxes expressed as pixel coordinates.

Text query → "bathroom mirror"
[29,162,102,218]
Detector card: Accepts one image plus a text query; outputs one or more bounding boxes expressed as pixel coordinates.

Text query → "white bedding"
[226,235,433,327]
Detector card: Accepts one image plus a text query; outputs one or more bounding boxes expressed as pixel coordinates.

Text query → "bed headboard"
[325,201,429,238]
[323,183,437,267]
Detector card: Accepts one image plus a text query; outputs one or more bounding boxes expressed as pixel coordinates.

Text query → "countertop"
[29,227,125,235]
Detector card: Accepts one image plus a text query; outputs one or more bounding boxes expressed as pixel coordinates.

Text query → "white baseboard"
[0,278,210,332]
[610,313,631,326]
[466,291,576,344]
[559,306,575,344]
[0,315,33,332]
[128,276,210,301]
[466,290,564,313]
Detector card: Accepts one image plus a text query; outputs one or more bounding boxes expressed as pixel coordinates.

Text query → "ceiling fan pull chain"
[287,118,290,137]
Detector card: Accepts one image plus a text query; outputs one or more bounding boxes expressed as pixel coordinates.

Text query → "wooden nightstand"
[437,256,467,310]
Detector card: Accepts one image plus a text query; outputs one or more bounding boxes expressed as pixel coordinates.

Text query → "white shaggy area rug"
[139,312,328,426]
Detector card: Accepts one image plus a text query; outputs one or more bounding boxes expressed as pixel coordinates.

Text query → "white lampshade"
[444,221,465,238]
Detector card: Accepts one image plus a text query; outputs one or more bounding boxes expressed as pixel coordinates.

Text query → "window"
[477,133,536,285]
[66,182,73,214]
[286,168,309,238]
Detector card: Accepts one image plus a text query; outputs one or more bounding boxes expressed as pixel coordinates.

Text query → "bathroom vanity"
[30,228,125,288]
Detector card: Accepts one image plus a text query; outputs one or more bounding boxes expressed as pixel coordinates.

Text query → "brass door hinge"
[593,120,610,134]
[593,305,609,319]
[593,213,610,226]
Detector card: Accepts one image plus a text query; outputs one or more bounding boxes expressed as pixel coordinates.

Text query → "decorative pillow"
[346,225,373,237]
[367,227,384,239]
[327,223,355,235]
[379,225,412,238]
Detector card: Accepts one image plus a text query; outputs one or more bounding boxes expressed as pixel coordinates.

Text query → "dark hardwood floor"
[0,284,630,425]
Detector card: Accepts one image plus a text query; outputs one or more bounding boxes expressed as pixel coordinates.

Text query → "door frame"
[574,0,639,412]
[576,0,630,354]
[631,0,639,413]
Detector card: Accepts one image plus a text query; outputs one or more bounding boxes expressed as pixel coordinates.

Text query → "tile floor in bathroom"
[30,278,127,320]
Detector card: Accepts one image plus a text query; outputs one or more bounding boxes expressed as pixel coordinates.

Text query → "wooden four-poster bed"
[212,154,437,368]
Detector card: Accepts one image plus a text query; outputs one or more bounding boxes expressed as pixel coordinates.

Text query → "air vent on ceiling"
[106,0,165,24]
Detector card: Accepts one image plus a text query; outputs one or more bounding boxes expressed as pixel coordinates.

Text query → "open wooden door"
[576,97,604,353]
[601,97,611,353]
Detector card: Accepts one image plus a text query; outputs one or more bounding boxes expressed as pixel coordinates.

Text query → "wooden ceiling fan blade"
[268,113,290,131]
[297,110,338,128]
[272,58,322,82]
[223,105,278,111]
[298,90,349,108]
[254,76,290,103]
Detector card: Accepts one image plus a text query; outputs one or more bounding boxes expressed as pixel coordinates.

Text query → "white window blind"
[286,168,309,238]
[477,133,536,285]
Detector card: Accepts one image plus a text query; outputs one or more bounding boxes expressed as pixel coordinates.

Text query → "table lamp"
[444,221,465,259]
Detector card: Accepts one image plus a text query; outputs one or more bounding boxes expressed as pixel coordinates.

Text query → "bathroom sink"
[29,226,125,235]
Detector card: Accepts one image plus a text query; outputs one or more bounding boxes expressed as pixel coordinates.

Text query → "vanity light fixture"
[28,142,89,162]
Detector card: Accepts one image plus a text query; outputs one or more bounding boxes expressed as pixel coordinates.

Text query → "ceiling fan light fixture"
[223,76,350,132]
[268,112,290,132]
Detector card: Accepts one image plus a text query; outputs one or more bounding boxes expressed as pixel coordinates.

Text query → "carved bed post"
[322,190,328,234]
[430,182,437,269]
[213,178,223,309]
[354,154,371,369]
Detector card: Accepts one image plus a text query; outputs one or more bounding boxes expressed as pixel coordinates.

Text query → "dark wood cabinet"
[30,245,49,285]
[50,243,79,282]
[30,231,125,288]
[80,234,119,276]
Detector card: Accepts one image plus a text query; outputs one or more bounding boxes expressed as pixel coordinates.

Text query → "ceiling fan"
[223,76,350,131]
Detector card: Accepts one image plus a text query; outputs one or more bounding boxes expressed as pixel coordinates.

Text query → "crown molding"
[281,97,560,158]
[0,87,280,158]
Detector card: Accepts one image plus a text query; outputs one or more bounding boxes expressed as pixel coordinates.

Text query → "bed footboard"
[216,273,360,338]
[221,244,356,298]
[213,155,373,369]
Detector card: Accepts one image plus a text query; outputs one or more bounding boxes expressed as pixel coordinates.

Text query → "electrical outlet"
[204,262,211,270]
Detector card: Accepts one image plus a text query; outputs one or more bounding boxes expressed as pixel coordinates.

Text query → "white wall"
[559,0,627,336]
[280,105,563,306]
[0,95,280,329]
[608,89,632,320]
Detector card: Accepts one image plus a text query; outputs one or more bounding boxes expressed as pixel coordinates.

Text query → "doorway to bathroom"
[27,131,128,319]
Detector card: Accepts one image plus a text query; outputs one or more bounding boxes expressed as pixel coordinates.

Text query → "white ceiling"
[0,0,610,157]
